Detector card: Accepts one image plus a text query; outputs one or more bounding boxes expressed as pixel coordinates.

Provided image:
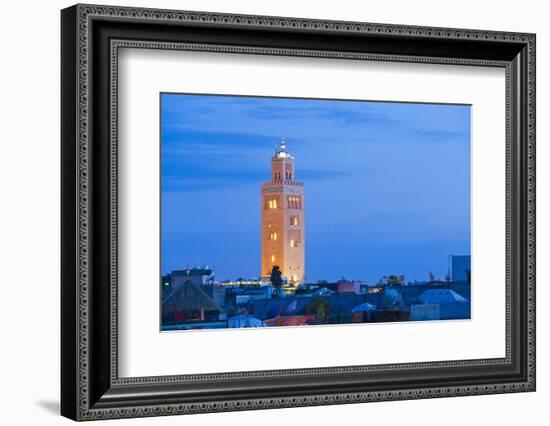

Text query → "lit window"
[288,196,296,209]
[291,217,299,226]
[290,239,295,247]
[287,196,301,209]
[273,232,277,240]
[271,255,275,262]
[268,198,278,209]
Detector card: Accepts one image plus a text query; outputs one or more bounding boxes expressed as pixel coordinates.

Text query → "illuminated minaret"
[261,138,305,285]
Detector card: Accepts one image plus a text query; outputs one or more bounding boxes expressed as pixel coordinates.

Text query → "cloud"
[162,167,351,193]
[161,94,397,142]
[299,169,349,180]
[162,128,278,151]
[246,102,395,127]
[162,171,264,193]
[411,128,469,142]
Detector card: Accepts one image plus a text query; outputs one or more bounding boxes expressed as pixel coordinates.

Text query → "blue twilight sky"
[161,93,471,283]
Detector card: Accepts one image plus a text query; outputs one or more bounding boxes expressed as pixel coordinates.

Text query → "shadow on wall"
[35,400,59,416]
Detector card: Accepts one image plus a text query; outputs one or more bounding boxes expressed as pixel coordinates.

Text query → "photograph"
[160,93,472,331]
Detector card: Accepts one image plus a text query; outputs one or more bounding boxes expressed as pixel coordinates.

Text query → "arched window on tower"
[266,197,278,209]
[287,196,302,209]
[289,230,301,247]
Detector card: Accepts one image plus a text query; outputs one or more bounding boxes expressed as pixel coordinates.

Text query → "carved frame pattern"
[61,3,536,421]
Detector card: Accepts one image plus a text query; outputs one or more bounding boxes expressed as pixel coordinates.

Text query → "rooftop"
[172,268,212,277]
[419,289,469,304]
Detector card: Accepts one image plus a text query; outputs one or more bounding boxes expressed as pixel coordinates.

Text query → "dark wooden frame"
[61,3,536,421]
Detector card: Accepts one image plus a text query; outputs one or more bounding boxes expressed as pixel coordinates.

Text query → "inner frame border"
[110,40,511,384]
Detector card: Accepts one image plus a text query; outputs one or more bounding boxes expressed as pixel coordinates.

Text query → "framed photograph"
[61,4,536,421]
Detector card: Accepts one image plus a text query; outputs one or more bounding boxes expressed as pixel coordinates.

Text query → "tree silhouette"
[270,265,283,297]
[305,297,331,324]
[386,275,404,286]
[379,275,405,286]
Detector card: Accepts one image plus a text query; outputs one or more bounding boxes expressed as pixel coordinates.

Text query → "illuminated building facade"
[261,139,305,284]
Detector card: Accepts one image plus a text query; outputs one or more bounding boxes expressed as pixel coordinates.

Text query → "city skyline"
[161,93,471,283]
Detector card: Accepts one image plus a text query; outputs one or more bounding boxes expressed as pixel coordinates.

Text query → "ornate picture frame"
[61,4,536,421]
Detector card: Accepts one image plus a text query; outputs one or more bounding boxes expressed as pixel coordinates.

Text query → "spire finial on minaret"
[274,137,292,159]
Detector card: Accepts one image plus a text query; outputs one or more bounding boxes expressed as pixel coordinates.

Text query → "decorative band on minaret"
[261,138,305,285]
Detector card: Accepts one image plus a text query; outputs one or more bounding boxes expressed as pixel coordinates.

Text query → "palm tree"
[270,265,283,297]
[386,275,404,286]
[306,297,331,324]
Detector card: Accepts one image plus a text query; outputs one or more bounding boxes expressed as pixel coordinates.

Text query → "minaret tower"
[261,138,305,285]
